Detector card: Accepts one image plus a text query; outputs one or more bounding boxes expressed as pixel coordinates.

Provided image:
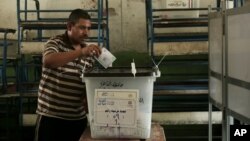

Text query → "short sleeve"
[43,39,59,56]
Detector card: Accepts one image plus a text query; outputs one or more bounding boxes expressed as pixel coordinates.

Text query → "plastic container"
[82,67,160,139]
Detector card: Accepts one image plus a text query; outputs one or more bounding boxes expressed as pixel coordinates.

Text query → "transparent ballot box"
[82,67,160,139]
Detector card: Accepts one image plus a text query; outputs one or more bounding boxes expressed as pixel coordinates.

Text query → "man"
[35,9,101,141]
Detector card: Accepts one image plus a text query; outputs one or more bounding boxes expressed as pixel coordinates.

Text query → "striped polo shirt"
[36,32,95,120]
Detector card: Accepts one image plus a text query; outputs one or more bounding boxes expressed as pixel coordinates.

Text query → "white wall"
[0,0,18,39]
[0,0,215,53]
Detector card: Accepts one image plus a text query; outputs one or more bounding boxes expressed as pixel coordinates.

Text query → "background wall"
[0,0,215,53]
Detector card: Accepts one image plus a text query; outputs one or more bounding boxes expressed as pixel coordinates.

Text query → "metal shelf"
[0,28,17,94]
[153,32,208,42]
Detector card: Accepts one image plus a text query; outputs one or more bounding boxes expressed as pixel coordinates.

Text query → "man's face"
[68,18,91,44]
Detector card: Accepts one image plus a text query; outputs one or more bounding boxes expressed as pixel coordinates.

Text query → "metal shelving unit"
[146,0,219,57]
[145,0,220,100]
[17,0,109,46]
[0,28,17,94]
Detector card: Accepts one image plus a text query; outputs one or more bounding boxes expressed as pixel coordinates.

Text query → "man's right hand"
[81,44,101,57]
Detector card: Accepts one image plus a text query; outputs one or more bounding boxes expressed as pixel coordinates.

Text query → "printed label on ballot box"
[94,89,139,128]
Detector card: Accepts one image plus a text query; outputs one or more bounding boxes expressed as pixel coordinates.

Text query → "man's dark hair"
[68,9,91,24]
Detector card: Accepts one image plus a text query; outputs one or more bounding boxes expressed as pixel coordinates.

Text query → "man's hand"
[81,44,101,57]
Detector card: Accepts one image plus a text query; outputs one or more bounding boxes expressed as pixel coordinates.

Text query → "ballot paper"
[94,89,139,128]
[95,48,116,69]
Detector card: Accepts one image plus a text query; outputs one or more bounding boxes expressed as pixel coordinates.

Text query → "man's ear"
[67,22,73,30]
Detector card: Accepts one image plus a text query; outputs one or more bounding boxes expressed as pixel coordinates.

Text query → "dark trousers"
[35,115,87,141]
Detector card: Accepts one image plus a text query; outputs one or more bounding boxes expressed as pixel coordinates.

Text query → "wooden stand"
[79,123,166,141]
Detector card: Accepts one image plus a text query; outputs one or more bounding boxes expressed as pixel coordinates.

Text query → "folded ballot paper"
[95,48,116,68]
